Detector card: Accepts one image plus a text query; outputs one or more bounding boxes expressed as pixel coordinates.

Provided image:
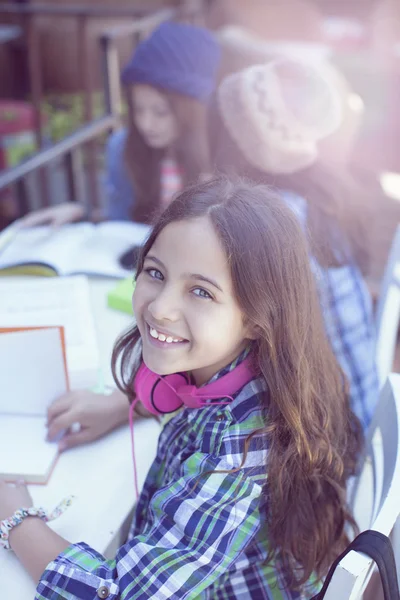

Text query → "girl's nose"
[140,112,155,133]
[147,286,181,322]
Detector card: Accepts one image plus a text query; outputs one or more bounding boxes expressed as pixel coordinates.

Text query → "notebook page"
[0,328,67,416]
[72,221,151,278]
[0,224,94,274]
[0,222,20,255]
[0,276,99,389]
[0,415,58,483]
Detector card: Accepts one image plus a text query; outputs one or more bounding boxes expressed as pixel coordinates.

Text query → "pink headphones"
[129,358,254,497]
[134,358,254,415]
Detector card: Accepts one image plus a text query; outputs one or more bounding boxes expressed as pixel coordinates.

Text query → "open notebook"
[0,221,150,278]
[0,326,69,483]
[0,275,99,389]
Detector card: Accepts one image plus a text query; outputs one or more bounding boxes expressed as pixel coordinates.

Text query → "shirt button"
[216,414,225,422]
[97,586,110,599]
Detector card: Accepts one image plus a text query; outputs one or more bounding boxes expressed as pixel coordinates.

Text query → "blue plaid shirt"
[284,192,379,431]
[35,351,319,600]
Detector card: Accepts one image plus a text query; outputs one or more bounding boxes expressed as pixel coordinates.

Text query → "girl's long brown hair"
[112,176,363,588]
[207,96,371,275]
[124,87,211,223]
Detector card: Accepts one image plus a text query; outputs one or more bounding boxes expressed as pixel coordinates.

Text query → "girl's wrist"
[8,514,46,548]
[1,496,74,550]
[7,517,71,583]
[109,389,131,427]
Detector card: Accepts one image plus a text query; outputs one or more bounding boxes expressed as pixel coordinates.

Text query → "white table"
[0,277,161,599]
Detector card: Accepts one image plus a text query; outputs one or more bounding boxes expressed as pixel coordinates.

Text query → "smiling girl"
[0,177,362,599]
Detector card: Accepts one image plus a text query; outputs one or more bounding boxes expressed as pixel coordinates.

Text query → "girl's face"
[133,217,253,385]
[132,84,179,149]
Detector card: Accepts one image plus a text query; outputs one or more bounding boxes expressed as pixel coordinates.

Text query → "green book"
[107,277,135,315]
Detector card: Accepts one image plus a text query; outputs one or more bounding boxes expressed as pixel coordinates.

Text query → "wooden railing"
[0,115,116,217]
[0,4,178,148]
[0,2,204,218]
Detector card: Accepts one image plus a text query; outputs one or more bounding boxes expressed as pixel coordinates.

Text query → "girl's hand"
[46,389,130,451]
[18,203,85,228]
[0,480,33,521]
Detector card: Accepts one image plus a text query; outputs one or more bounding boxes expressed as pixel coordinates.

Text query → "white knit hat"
[217,58,343,174]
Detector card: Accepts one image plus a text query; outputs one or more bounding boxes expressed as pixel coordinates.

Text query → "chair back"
[375,225,400,386]
[321,375,400,599]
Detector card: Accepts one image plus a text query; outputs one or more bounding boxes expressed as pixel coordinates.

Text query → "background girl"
[1,177,362,599]
[20,21,220,226]
[210,59,379,431]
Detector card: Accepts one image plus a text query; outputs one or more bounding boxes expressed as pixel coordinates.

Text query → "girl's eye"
[145,268,163,281]
[154,109,169,118]
[192,288,212,300]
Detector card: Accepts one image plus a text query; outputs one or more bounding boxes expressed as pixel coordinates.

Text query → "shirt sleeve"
[103,128,136,221]
[35,452,262,600]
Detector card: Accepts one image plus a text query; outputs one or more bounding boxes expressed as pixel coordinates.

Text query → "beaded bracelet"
[0,495,74,551]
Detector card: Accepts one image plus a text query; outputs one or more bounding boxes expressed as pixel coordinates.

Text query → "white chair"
[321,374,400,599]
[375,225,400,387]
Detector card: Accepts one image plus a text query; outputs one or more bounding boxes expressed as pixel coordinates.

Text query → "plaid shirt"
[35,351,319,600]
[283,192,379,431]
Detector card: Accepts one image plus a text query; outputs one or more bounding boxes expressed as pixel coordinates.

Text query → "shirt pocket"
[198,408,234,456]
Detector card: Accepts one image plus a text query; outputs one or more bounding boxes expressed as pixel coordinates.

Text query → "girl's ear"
[244,321,261,341]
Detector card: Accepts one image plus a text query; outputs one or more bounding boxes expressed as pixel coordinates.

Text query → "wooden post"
[26,13,49,207]
[78,13,98,213]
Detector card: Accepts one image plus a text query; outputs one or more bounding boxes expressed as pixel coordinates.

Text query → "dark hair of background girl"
[207,95,371,275]
[124,87,211,223]
[112,176,363,588]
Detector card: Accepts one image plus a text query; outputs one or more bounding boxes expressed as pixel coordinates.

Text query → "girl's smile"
[133,216,254,385]
[145,321,189,348]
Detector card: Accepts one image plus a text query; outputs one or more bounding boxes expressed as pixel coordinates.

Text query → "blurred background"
[0,0,399,296]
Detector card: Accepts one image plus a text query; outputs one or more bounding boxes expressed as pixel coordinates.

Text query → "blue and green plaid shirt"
[35,351,319,600]
[283,191,379,432]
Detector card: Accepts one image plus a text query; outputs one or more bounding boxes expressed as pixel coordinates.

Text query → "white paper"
[0,415,58,482]
[70,221,150,278]
[0,224,91,274]
[0,276,99,389]
[0,328,67,416]
[0,222,151,278]
[0,327,66,483]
